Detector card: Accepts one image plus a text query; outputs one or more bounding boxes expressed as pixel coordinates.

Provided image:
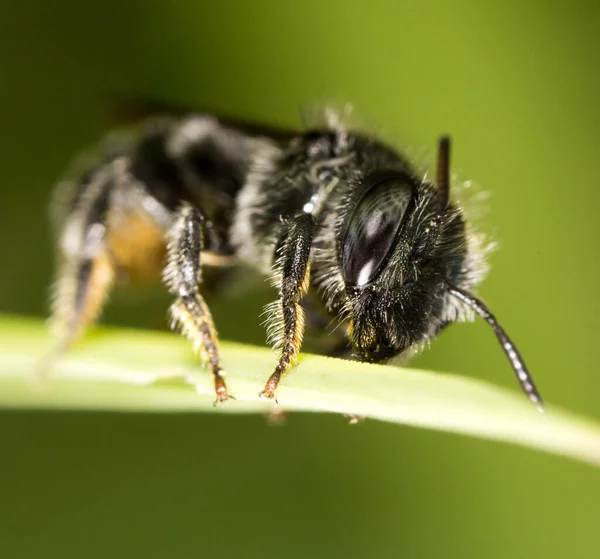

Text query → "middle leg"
[164,203,233,403]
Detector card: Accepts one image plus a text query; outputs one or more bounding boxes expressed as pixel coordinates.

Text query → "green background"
[1,1,599,557]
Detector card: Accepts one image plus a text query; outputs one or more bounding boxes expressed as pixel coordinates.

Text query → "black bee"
[48,108,542,408]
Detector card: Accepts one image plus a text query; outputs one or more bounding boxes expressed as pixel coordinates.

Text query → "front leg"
[260,213,316,401]
[163,203,233,404]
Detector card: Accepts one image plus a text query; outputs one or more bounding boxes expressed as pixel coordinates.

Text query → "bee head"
[339,138,467,359]
[336,137,542,408]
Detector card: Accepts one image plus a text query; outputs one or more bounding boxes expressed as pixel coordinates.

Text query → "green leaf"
[2,313,599,468]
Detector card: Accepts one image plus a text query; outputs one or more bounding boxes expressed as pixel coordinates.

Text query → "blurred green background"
[1,1,599,557]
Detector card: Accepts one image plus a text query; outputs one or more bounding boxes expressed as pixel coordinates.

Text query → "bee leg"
[45,181,116,369]
[260,213,316,401]
[164,203,233,404]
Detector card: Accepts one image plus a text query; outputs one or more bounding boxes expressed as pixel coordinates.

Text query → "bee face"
[336,167,468,360]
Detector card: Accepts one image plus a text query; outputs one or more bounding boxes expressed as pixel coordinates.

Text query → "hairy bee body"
[49,110,542,407]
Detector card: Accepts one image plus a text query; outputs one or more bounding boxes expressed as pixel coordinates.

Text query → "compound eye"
[341,178,414,286]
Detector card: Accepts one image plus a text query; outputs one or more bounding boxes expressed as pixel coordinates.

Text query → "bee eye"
[341,177,414,286]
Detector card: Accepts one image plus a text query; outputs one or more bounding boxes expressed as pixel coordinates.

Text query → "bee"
[47,108,542,409]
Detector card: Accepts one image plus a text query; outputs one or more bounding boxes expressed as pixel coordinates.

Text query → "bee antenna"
[436,136,451,213]
[448,285,544,411]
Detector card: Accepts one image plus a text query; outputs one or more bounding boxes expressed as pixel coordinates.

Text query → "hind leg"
[47,156,170,366]
[48,169,117,362]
